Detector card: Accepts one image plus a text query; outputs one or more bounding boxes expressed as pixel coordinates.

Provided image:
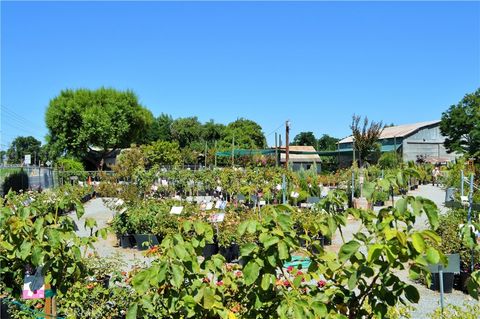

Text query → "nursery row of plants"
[1,179,480,318]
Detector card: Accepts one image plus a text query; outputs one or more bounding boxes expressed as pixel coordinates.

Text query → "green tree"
[221,118,267,150]
[292,131,317,147]
[202,119,225,143]
[147,113,173,142]
[142,140,182,168]
[6,136,41,165]
[350,114,384,167]
[317,134,339,151]
[45,88,154,170]
[170,117,203,148]
[440,88,480,159]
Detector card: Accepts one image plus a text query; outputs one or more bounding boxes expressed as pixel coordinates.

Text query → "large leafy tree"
[45,88,153,170]
[170,117,203,148]
[6,136,41,165]
[147,113,174,142]
[350,115,384,167]
[221,118,267,149]
[202,119,225,143]
[317,134,339,151]
[291,131,316,147]
[440,88,480,159]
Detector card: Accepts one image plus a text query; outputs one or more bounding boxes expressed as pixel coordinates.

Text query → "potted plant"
[128,205,159,250]
[111,212,136,248]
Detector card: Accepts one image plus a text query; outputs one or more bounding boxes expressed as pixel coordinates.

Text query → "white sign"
[291,191,299,198]
[24,154,31,165]
[170,206,184,215]
[209,213,225,223]
[259,200,266,206]
[205,202,213,210]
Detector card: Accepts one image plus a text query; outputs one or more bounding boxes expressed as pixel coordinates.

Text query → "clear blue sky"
[1,1,479,150]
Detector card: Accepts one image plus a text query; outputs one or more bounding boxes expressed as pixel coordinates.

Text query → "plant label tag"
[209,213,225,223]
[259,200,266,206]
[170,206,183,215]
[22,274,45,299]
[215,201,222,209]
[161,179,168,186]
[216,186,222,192]
[291,192,299,198]
[205,202,213,210]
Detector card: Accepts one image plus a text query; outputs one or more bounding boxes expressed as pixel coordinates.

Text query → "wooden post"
[45,283,52,317]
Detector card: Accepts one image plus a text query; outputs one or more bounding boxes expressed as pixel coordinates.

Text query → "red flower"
[317,280,326,288]
[283,280,291,287]
[287,266,294,273]
[216,280,224,286]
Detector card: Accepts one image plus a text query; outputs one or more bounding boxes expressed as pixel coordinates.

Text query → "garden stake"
[439,265,444,316]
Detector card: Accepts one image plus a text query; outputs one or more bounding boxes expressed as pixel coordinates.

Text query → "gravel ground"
[78,186,478,318]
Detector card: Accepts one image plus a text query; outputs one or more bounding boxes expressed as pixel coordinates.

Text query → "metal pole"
[439,265,444,315]
[285,121,290,169]
[205,141,208,168]
[351,171,355,204]
[468,174,474,273]
[214,140,217,167]
[275,132,278,167]
[231,135,235,167]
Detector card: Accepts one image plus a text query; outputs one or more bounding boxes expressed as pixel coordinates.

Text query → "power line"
[1,104,44,130]
[265,123,285,138]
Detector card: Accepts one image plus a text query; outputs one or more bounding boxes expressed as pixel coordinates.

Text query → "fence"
[0,165,58,196]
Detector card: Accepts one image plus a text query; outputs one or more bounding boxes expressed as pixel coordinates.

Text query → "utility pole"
[275,132,278,167]
[285,120,290,169]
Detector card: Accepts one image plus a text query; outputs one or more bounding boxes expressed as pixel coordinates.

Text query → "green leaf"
[194,222,205,235]
[174,244,188,259]
[311,302,327,317]
[31,246,43,266]
[171,264,184,287]
[19,241,32,260]
[126,304,138,319]
[426,247,440,264]
[277,240,289,260]
[395,198,407,214]
[132,269,151,294]
[240,243,257,256]
[203,287,215,309]
[237,221,248,236]
[404,285,420,303]
[367,244,383,263]
[411,232,426,253]
[348,271,357,290]
[261,273,274,290]
[243,260,260,285]
[421,230,441,244]
[260,235,279,249]
[247,221,257,234]
[339,240,360,263]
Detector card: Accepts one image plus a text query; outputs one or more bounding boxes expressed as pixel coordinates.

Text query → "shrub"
[2,170,29,194]
[378,152,400,169]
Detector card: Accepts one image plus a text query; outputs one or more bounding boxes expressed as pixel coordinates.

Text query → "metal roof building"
[336,120,459,167]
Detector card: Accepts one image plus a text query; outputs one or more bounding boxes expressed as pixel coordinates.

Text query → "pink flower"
[287,266,294,273]
[216,280,224,286]
[317,280,326,288]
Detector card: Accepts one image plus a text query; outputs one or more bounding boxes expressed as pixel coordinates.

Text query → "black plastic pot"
[374,201,385,207]
[220,244,240,262]
[454,271,470,293]
[430,272,454,293]
[1,298,10,319]
[119,234,136,248]
[133,234,159,251]
[203,243,219,259]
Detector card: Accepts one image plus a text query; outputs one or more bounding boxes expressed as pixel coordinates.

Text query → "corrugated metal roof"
[338,120,440,144]
[278,146,321,163]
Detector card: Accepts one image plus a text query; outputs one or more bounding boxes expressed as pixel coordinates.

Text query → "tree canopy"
[7,136,41,165]
[440,88,480,159]
[317,134,339,151]
[45,88,153,169]
[220,118,267,150]
[350,115,384,167]
[291,132,316,147]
